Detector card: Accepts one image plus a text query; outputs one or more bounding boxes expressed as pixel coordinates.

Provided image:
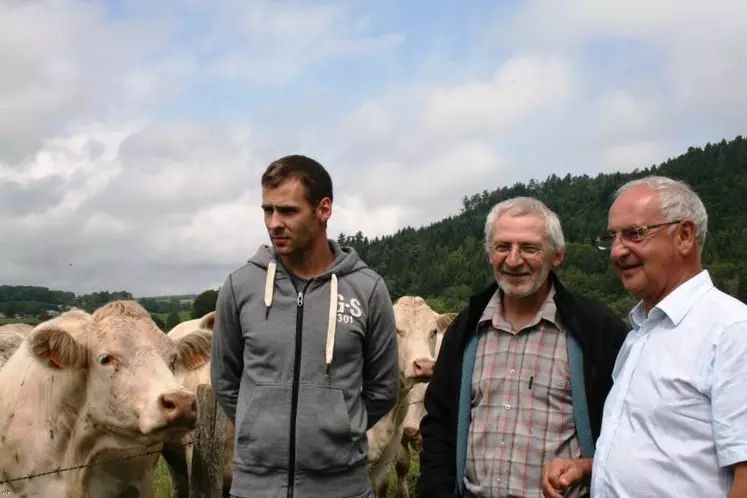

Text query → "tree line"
[0,285,218,332]
[2,135,746,325]
[337,135,747,318]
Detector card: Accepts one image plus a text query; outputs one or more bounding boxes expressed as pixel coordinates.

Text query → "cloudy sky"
[1,0,746,297]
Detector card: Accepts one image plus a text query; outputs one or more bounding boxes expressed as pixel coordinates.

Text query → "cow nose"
[412,359,435,378]
[403,427,419,441]
[159,390,198,425]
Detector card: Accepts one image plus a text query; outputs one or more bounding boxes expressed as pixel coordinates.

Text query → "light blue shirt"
[591,270,747,497]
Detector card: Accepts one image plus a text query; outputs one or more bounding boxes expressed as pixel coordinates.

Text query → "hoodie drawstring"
[264,261,277,308]
[263,260,337,376]
[325,274,337,376]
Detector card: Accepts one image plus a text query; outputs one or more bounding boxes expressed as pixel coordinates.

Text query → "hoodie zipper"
[287,279,312,498]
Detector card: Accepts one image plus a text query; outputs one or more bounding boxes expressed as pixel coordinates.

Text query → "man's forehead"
[609,188,662,226]
[492,214,547,241]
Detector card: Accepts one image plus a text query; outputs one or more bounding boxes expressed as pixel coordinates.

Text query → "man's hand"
[541,457,593,498]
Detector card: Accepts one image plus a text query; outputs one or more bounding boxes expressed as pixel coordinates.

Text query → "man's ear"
[676,220,698,256]
[316,197,332,224]
[551,247,565,269]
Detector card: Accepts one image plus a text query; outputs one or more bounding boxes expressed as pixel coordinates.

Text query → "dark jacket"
[416,272,629,497]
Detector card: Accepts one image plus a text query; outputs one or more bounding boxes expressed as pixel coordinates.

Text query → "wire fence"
[0,386,428,489]
[0,438,196,486]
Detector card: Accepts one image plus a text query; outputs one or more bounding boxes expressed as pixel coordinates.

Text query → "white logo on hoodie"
[337,294,362,324]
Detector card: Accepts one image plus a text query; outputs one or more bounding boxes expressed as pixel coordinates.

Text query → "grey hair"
[483,197,565,257]
[615,175,708,251]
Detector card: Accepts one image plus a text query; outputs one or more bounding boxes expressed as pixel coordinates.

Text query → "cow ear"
[176,330,212,371]
[29,315,89,370]
[199,311,215,331]
[435,312,458,333]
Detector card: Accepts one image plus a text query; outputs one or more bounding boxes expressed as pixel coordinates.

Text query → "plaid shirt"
[464,284,585,498]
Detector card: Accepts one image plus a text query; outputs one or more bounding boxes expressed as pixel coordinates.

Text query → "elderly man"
[417,196,629,498]
[542,176,747,497]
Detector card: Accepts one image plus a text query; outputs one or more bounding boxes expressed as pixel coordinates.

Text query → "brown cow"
[0,301,211,497]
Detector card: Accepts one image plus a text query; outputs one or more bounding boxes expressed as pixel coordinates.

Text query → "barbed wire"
[0,438,196,486]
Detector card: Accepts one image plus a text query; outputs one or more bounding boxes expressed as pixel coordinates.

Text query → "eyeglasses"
[594,220,682,251]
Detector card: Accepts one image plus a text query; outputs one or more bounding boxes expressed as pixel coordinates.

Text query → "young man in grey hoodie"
[210,154,400,498]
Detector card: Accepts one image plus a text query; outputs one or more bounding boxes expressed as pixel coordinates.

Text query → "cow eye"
[98,354,118,367]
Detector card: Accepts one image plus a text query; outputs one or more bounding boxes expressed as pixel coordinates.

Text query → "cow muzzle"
[158,389,198,427]
[411,358,435,380]
[402,426,419,441]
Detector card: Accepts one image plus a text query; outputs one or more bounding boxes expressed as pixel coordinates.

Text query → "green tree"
[151,314,166,331]
[191,289,219,319]
[166,311,182,331]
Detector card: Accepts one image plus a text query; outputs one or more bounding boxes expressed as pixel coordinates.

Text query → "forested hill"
[338,135,747,318]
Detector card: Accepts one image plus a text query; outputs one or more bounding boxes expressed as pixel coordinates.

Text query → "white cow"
[161,311,234,498]
[366,297,456,498]
[0,301,212,497]
[401,311,455,449]
[0,323,33,371]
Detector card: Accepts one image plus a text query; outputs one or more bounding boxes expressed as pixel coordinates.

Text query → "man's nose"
[505,246,523,266]
[267,212,283,230]
[609,235,630,260]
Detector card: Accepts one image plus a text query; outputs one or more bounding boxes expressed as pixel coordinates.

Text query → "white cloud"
[1,0,746,297]
[421,56,574,141]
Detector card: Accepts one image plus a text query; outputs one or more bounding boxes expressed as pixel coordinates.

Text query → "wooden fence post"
[190,383,229,498]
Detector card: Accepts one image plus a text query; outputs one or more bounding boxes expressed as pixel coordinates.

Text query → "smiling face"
[607,184,687,308]
[261,177,331,258]
[489,211,563,299]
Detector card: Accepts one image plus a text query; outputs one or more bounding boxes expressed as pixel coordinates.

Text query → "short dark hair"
[261,154,333,206]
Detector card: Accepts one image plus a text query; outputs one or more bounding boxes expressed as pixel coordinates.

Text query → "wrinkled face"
[393,297,444,388]
[262,177,331,257]
[29,314,212,443]
[489,212,563,299]
[607,185,682,306]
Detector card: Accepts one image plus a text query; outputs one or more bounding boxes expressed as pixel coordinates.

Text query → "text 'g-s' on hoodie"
[210,240,400,498]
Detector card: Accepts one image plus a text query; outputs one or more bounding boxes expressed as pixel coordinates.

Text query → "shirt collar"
[478,282,559,329]
[629,269,713,329]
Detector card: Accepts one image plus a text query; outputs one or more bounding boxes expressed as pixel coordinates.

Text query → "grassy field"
[0,316,40,326]
[152,451,421,497]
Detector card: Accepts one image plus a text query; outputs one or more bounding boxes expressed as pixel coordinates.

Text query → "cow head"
[27,301,212,442]
[167,310,215,392]
[400,311,456,448]
[393,297,456,389]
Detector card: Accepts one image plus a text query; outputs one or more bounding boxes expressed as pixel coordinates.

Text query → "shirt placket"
[592,325,651,496]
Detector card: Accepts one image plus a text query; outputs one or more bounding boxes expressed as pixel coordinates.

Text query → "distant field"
[153,310,192,325]
[0,316,40,326]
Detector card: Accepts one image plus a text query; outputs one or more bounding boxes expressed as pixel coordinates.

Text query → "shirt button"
[509,369,516,374]
[504,404,510,410]
[497,478,502,483]
[500,441,505,447]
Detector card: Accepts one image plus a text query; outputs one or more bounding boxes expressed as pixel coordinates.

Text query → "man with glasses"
[542,176,747,497]
[417,196,628,498]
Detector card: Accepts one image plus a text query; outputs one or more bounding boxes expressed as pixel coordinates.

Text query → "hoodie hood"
[247,238,369,373]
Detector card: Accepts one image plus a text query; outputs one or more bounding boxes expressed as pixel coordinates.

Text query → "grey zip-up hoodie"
[210,240,400,498]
